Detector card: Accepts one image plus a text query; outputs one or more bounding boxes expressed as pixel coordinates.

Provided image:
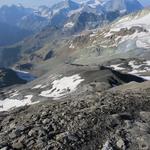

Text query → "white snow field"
[109,60,150,81]
[40,74,84,98]
[64,22,74,28]
[104,10,150,49]
[0,95,38,112]
[110,64,124,70]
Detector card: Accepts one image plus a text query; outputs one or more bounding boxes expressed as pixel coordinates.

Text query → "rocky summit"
[0,82,150,150]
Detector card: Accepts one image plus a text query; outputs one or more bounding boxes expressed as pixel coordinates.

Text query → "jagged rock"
[9,129,21,139]
[28,129,38,137]
[56,132,69,141]
[38,129,47,137]
[27,140,35,148]
[116,139,125,149]
[0,147,8,150]
[102,140,113,150]
[42,119,50,125]
[12,141,24,149]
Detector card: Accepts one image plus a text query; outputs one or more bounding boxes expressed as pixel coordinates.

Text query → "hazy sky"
[140,0,150,6]
[0,0,149,8]
[0,0,62,8]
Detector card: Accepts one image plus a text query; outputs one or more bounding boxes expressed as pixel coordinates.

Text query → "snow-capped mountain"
[35,0,143,31]
[0,0,144,29]
[36,6,52,19]
[76,0,143,12]
[65,8,150,66]
[102,8,150,53]
[0,0,145,65]
[63,0,143,32]
[101,0,143,13]
[0,0,143,35]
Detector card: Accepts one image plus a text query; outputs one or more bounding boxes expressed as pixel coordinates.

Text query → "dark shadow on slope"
[99,66,146,87]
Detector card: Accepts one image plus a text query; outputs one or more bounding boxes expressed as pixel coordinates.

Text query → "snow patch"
[88,0,101,8]
[32,85,42,89]
[113,13,150,29]
[128,60,150,73]
[0,95,38,112]
[128,61,142,69]
[68,8,83,17]
[64,22,74,28]
[102,140,113,150]
[110,64,124,70]
[141,76,150,80]
[69,43,75,49]
[107,12,150,49]
[40,74,84,98]
[10,91,19,98]
[90,33,97,37]
[146,60,150,65]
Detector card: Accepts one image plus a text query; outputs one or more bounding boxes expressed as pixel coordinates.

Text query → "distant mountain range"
[0,0,144,46]
[0,5,149,74]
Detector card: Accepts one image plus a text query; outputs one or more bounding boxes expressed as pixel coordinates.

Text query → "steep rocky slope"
[0,80,150,149]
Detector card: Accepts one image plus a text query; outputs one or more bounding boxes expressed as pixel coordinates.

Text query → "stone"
[32,115,40,122]
[16,126,26,132]
[0,147,8,150]
[12,141,24,149]
[27,140,35,147]
[67,134,78,142]
[36,138,46,148]
[42,119,50,125]
[9,122,16,130]
[9,130,20,139]
[102,140,113,150]
[116,139,125,150]
[56,132,69,141]
[18,135,26,143]
[38,129,46,137]
[28,129,37,137]
[41,111,48,118]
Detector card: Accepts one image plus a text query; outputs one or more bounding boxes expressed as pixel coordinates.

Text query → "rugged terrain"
[0,61,150,149]
[0,1,150,150]
[0,0,145,69]
[0,80,150,150]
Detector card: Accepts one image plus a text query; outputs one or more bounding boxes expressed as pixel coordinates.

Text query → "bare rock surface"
[0,83,150,150]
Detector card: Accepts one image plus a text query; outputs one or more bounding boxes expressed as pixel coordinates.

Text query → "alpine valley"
[0,0,150,150]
